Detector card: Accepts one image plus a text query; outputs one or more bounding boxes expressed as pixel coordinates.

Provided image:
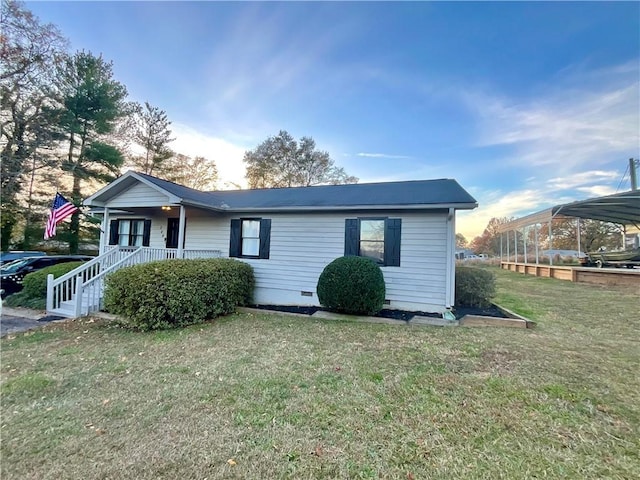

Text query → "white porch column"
[100,207,110,255]
[177,205,186,259]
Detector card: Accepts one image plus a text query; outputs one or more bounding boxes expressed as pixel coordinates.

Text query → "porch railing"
[47,246,223,317]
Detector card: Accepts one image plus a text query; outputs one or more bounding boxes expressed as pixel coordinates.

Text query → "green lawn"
[1,268,638,479]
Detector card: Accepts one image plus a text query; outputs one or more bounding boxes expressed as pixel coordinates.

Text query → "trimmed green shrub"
[104,258,254,331]
[4,261,86,309]
[317,256,386,315]
[455,266,496,308]
[21,261,86,299]
[3,292,46,310]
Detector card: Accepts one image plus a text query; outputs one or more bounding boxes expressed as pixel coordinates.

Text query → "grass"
[1,268,639,479]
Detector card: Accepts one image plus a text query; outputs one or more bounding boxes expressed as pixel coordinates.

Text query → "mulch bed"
[250,304,507,321]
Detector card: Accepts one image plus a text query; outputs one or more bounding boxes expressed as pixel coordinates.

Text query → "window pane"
[242,220,260,238]
[118,220,129,246]
[131,220,144,235]
[242,238,259,256]
[118,220,130,235]
[132,235,143,246]
[360,240,384,263]
[360,220,384,242]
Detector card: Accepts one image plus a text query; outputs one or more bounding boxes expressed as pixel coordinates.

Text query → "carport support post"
[576,218,582,256]
[535,223,539,264]
[177,205,186,259]
[506,230,510,261]
[500,232,503,262]
[548,218,553,266]
[523,227,527,263]
[514,229,518,262]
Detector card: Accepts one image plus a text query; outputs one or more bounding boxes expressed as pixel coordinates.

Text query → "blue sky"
[27,1,639,239]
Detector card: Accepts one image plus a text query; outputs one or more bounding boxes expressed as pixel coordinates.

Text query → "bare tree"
[161,153,219,191]
[244,130,357,188]
[0,0,68,248]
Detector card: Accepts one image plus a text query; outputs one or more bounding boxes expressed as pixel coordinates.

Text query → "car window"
[1,259,30,274]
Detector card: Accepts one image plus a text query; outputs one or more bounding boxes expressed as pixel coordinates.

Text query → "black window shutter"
[142,220,152,247]
[229,219,241,257]
[108,220,119,245]
[384,218,402,266]
[344,219,360,256]
[259,219,271,259]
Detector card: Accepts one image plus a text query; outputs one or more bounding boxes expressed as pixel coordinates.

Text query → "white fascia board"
[82,171,182,206]
[181,200,227,212]
[224,203,478,213]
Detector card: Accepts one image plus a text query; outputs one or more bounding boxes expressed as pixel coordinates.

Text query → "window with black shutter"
[229,218,271,259]
[344,217,401,266]
[108,219,151,247]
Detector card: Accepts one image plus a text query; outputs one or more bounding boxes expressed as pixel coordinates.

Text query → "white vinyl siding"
[174,211,449,313]
[106,182,171,208]
[111,210,451,313]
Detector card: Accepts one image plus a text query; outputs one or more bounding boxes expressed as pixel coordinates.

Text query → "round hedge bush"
[317,256,386,315]
[455,266,496,307]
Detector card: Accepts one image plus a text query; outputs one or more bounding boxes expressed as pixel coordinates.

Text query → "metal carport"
[496,190,640,265]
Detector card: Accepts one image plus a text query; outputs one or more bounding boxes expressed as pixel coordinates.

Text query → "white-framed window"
[118,219,145,246]
[359,219,385,263]
[345,217,402,267]
[241,219,260,257]
[229,218,271,259]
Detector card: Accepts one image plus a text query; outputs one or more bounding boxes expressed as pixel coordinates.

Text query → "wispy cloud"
[355,152,414,160]
[198,5,360,139]
[464,66,639,174]
[455,60,638,239]
[457,168,626,240]
[545,170,620,191]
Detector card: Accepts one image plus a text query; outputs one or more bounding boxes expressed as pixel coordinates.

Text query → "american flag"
[44,193,78,240]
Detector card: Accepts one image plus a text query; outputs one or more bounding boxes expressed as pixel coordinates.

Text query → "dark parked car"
[0,250,47,266]
[0,255,92,298]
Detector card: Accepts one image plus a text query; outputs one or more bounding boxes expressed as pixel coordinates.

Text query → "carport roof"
[497,190,640,232]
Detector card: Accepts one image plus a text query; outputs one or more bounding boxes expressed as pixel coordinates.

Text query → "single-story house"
[48,171,477,317]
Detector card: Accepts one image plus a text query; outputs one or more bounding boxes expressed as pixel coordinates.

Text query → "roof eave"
[82,171,182,207]
[224,202,478,213]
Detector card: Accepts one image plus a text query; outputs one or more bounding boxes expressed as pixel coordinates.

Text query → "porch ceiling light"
[161,205,172,211]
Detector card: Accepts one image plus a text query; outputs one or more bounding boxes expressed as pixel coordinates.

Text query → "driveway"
[0,307,65,337]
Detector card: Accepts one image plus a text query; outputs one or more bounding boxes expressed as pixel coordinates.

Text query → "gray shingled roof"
[136,172,477,212]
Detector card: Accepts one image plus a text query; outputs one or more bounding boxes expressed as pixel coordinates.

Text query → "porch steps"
[47,246,223,319]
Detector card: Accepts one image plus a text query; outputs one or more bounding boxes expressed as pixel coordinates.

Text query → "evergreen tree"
[52,51,128,253]
[129,101,173,175]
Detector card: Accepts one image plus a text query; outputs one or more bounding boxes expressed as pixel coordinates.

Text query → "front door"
[166,218,180,249]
